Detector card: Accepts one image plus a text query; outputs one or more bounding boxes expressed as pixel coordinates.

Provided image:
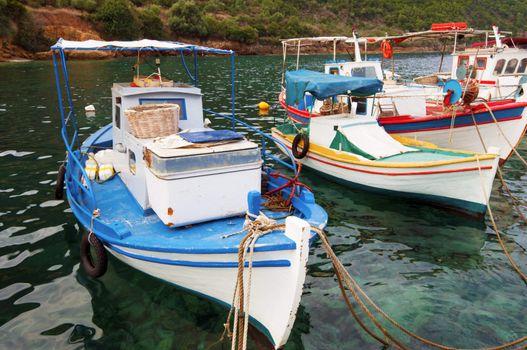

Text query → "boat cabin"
[109,82,262,227]
[324,60,384,81]
[111,83,205,210]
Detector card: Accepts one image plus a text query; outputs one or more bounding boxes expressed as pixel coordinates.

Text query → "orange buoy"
[381,40,393,59]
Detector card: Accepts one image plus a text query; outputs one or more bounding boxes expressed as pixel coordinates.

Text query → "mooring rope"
[481,101,527,167]
[469,109,527,225]
[213,211,527,350]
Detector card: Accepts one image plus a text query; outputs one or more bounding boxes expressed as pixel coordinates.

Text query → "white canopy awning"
[51,38,233,54]
[281,36,350,45]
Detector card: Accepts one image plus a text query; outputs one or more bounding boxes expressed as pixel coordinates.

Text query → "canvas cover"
[285,69,383,106]
[336,119,416,159]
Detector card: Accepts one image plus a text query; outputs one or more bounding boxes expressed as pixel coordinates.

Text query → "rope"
[475,156,527,285]
[481,102,527,167]
[87,208,100,245]
[209,210,527,350]
[264,163,312,206]
[218,214,286,350]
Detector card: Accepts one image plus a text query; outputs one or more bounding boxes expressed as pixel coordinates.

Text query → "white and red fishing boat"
[279,26,527,164]
[273,69,500,218]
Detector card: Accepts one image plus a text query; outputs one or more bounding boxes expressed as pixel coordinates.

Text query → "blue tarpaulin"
[179,130,243,143]
[285,69,383,106]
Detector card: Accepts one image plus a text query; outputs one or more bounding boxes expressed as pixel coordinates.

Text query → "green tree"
[168,0,208,38]
[14,13,51,52]
[94,0,140,39]
[139,4,165,38]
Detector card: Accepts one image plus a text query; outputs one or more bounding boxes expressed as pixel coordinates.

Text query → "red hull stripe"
[281,143,493,176]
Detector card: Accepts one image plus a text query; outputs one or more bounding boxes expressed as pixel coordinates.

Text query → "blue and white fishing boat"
[51,39,327,348]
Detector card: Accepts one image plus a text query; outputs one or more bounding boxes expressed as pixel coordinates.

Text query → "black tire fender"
[80,231,108,278]
[292,133,309,159]
[55,164,66,200]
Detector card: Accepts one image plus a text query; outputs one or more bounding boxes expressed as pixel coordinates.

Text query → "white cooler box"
[144,139,262,227]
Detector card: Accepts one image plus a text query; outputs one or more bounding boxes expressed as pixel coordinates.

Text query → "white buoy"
[98,163,115,181]
[84,154,98,180]
[85,104,96,117]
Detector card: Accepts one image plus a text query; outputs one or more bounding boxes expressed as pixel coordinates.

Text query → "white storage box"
[144,138,262,227]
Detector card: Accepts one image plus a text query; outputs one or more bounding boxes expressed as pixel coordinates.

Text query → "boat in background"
[51,39,327,349]
[279,29,527,163]
[273,69,500,217]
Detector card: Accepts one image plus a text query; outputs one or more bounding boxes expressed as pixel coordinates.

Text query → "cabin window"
[457,56,470,68]
[128,150,136,175]
[114,104,121,129]
[139,98,187,120]
[355,97,367,115]
[493,59,505,75]
[475,57,487,70]
[517,58,527,73]
[329,67,339,75]
[505,59,518,74]
[350,66,377,78]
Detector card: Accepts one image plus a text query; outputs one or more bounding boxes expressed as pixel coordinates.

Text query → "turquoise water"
[1,53,527,349]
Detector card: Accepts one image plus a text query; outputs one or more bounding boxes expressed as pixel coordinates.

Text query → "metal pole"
[438,41,446,72]
[281,42,287,85]
[193,48,198,85]
[231,52,235,130]
[296,40,301,70]
[51,51,66,129]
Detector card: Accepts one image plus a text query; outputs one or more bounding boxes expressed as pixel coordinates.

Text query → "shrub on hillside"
[202,0,224,12]
[70,0,97,11]
[139,4,165,39]
[168,0,208,38]
[94,0,140,39]
[202,14,225,38]
[14,13,51,52]
[1,0,26,21]
[225,22,257,44]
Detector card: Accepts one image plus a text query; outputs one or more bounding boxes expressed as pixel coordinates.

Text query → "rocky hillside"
[1,0,526,61]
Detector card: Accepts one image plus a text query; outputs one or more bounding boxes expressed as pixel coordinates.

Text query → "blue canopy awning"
[285,69,383,106]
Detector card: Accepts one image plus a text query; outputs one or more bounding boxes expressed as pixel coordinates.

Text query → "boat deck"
[89,174,301,254]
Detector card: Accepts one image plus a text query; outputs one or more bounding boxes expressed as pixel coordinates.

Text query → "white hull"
[272,132,499,215]
[392,112,527,162]
[105,216,312,349]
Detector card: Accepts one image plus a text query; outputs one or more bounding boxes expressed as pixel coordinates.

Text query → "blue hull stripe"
[109,244,291,268]
[287,106,524,132]
[381,107,524,133]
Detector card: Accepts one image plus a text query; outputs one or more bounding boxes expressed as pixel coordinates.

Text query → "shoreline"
[0,44,444,63]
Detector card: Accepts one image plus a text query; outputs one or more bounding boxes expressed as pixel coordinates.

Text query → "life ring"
[381,40,393,59]
[55,164,66,200]
[80,231,108,278]
[292,133,309,159]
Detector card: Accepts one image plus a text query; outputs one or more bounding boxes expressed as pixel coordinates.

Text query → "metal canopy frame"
[51,38,298,211]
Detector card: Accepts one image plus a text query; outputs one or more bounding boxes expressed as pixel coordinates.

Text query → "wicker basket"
[413,75,439,85]
[125,104,180,139]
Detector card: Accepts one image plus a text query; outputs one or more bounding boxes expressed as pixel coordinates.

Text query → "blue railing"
[52,49,97,212]
[51,41,279,213]
[203,109,298,175]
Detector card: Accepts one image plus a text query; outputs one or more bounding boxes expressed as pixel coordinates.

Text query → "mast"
[352,31,362,62]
